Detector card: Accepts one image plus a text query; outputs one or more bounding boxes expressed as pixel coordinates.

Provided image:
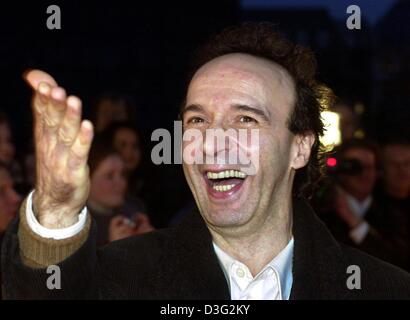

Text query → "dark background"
[1,0,409,226]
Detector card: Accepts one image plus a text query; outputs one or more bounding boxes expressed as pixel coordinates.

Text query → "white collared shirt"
[345,194,372,220]
[345,193,372,244]
[213,238,294,300]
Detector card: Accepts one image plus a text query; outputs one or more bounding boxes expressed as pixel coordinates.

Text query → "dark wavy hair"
[185,22,334,198]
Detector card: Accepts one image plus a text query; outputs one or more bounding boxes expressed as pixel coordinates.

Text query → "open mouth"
[203,169,248,198]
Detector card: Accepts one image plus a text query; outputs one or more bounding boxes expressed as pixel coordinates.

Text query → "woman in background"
[0,112,27,193]
[0,161,21,298]
[101,122,147,210]
[88,136,153,246]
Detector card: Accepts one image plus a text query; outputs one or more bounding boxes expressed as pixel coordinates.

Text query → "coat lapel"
[156,208,230,299]
[158,197,349,300]
[290,198,349,299]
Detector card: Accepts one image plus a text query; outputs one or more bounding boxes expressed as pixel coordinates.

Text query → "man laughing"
[2,22,410,299]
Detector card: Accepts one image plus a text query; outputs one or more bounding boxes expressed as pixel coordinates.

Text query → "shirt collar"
[345,193,372,218]
[212,237,294,300]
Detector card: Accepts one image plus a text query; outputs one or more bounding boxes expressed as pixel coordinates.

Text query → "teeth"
[212,184,235,192]
[207,170,246,179]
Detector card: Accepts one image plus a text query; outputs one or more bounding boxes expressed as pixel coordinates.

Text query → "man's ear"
[291,132,315,170]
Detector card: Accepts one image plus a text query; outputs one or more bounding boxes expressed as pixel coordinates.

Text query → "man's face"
[89,155,127,209]
[382,144,410,197]
[182,53,304,229]
[340,148,377,199]
[113,128,142,173]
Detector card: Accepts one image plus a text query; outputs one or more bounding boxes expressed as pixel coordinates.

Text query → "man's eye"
[239,116,257,123]
[187,117,205,124]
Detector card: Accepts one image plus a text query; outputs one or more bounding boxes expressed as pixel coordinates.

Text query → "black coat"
[2,198,410,299]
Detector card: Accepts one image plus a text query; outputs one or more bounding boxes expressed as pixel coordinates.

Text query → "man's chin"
[198,202,254,229]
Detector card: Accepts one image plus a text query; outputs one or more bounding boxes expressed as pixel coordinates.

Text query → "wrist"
[32,192,81,229]
[37,212,79,229]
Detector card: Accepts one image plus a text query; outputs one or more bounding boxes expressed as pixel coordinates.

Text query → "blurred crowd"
[0,94,154,250]
[312,102,410,271]
[0,95,409,284]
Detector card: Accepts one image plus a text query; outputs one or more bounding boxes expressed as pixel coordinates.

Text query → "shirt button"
[236,268,245,278]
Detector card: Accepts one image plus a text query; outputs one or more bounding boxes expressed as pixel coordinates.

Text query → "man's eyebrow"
[231,104,271,122]
[180,103,271,122]
[181,104,205,117]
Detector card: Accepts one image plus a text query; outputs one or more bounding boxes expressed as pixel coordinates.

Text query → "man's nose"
[203,130,225,158]
[202,126,239,161]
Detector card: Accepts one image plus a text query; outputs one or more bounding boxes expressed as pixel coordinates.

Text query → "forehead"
[97,155,123,171]
[344,148,375,163]
[186,53,296,113]
[383,144,410,155]
[115,128,137,139]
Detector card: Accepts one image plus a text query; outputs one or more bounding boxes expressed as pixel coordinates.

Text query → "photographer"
[318,139,407,268]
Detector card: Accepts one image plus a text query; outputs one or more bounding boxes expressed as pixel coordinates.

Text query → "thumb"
[134,213,148,223]
[23,69,58,90]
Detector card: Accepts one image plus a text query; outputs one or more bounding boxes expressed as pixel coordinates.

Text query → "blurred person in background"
[373,136,410,270]
[90,93,137,133]
[23,141,36,191]
[379,137,410,200]
[101,122,146,207]
[88,136,153,246]
[101,122,191,229]
[0,112,26,193]
[0,113,15,165]
[318,138,407,268]
[0,161,21,298]
[331,101,359,142]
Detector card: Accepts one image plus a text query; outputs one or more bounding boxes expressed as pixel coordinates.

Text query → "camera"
[326,157,363,176]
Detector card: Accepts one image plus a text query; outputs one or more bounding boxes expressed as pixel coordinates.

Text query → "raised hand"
[25,70,93,228]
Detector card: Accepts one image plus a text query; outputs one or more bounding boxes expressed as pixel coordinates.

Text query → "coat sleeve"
[1,197,99,299]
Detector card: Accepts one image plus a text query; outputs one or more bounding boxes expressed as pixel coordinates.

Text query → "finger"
[68,120,93,169]
[118,225,133,233]
[32,82,54,158]
[134,223,154,234]
[24,69,58,90]
[32,81,52,116]
[58,96,82,147]
[111,225,134,237]
[132,215,143,229]
[45,86,67,130]
[26,69,58,127]
[138,216,153,230]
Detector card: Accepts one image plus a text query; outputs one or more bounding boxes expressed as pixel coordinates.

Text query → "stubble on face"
[182,53,297,239]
